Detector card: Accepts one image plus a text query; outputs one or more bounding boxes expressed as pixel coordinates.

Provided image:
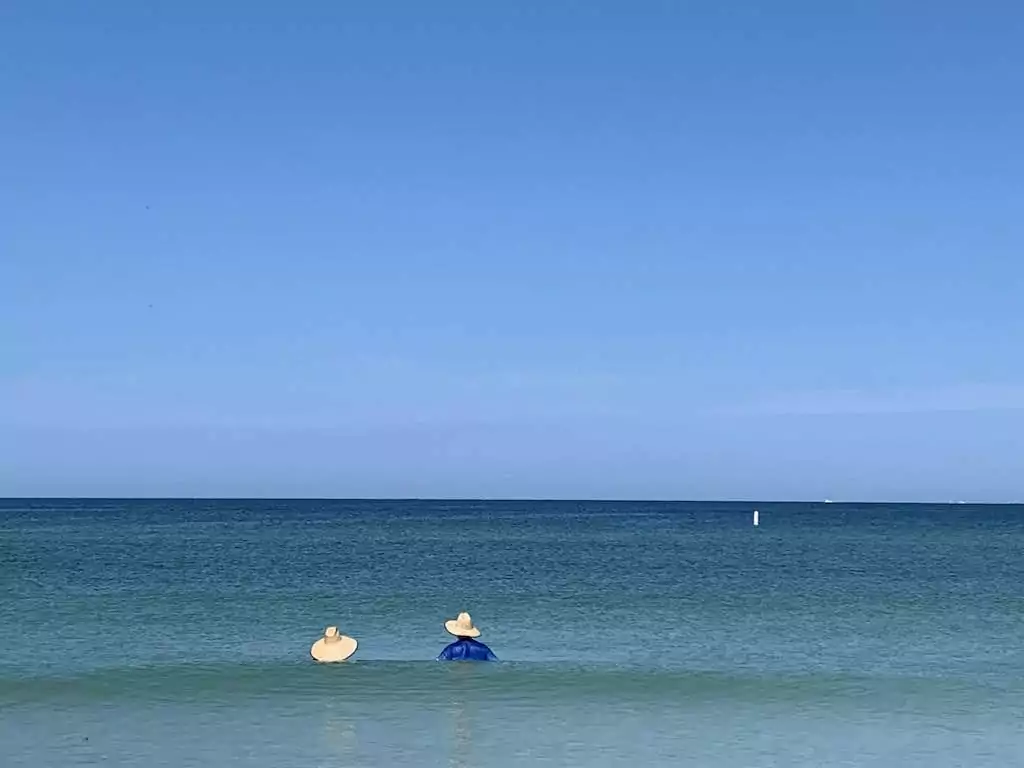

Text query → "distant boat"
[823,499,834,504]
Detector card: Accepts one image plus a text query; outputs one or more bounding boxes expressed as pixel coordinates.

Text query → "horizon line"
[1,496,1022,506]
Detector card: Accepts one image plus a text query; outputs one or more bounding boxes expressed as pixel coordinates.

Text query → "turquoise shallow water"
[3,499,1024,766]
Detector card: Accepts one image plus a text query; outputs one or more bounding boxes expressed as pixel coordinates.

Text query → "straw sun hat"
[444,612,482,638]
[310,626,358,662]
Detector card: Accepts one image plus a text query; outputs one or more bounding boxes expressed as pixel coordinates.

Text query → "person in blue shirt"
[437,611,498,661]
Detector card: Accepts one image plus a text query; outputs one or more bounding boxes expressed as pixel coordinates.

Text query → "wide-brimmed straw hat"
[444,612,482,638]
[310,626,358,662]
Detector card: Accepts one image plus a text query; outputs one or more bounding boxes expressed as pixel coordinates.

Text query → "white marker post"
[753,509,760,527]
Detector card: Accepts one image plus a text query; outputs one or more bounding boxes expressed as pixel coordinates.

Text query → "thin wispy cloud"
[716,384,1024,416]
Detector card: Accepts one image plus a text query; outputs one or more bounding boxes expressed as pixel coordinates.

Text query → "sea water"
[2,499,1023,766]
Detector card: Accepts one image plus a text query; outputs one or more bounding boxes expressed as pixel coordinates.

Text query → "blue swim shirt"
[437,638,499,661]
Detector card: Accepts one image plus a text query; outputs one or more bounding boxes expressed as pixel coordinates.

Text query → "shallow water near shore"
[3,498,1024,766]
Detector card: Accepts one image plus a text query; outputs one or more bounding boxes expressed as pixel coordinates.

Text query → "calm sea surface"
[2,499,1023,766]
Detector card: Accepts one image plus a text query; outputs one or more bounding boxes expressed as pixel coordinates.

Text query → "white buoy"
[753,509,759,526]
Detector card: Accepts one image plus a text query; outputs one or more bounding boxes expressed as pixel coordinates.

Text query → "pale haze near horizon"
[3,2,1023,501]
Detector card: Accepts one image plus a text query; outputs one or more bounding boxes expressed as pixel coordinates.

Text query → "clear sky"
[3,1,1023,500]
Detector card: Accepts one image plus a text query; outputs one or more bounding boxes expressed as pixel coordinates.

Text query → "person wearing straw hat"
[437,611,498,661]
[310,626,358,663]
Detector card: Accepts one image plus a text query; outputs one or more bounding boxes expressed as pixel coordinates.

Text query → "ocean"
[2,499,1023,766]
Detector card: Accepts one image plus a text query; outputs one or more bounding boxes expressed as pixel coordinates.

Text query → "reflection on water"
[321,705,358,768]
[449,697,470,768]
[314,663,487,768]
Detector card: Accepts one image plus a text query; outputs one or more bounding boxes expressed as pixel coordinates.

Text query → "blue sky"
[3,1,1023,500]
